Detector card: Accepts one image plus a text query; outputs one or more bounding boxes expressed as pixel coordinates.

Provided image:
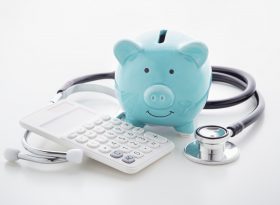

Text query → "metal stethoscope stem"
[184,126,239,165]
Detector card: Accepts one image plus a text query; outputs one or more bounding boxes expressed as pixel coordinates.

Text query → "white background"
[0,0,279,205]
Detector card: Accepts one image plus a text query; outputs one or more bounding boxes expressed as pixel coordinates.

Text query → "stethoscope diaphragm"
[184,125,239,165]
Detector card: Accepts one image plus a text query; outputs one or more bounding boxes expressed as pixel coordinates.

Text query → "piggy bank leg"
[125,116,145,128]
[175,121,194,135]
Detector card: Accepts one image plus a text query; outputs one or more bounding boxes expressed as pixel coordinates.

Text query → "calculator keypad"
[65,116,173,171]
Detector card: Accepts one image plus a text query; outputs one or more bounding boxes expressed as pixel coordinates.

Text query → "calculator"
[20,100,175,174]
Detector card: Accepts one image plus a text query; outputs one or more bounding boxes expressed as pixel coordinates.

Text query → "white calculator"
[20,100,175,174]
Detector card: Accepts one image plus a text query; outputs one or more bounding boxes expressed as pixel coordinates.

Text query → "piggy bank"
[114,30,212,134]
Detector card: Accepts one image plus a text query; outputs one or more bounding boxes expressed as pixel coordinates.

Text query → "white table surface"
[0,0,279,204]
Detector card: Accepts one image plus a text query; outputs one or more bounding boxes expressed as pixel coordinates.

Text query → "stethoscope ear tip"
[66,149,84,164]
[3,148,20,162]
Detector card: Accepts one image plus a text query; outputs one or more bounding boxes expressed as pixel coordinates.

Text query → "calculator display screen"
[40,108,96,135]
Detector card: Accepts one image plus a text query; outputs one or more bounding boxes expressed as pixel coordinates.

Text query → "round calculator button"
[104,131,116,139]
[136,136,148,144]
[102,122,113,130]
[131,151,144,158]
[112,127,125,134]
[94,119,103,125]
[84,131,97,139]
[121,122,133,130]
[84,123,95,130]
[75,136,88,144]
[98,145,111,153]
[144,132,168,144]
[77,127,86,134]
[132,127,145,134]
[119,146,131,153]
[122,155,135,164]
[110,150,123,158]
[116,136,128,144]
[102,115,111,121]
[108,141,120,149]
[124,132,136,139]
[87,140,100,148]
[127,141,140,148]
[93,127,105,134]
[95,136,108,144]
[147,141,160,148]
[111,118,122,125]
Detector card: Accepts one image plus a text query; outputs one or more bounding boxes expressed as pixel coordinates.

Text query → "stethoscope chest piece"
[184,125,239,165]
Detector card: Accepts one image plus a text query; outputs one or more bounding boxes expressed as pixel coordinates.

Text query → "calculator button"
[95,136,108,144]
[75,136,88,144]
[136,136,148,143]
[116,136,128,144]
[107,141,120,149]
[98,145,111,153]
[87,140,100,148]
[84,123,95,130]
[104,131,116,139]
[94,119,103,125]
[147,141,160,148]
[112,127,125,134]
[121,122,133,130]
[93,126,105,134]
[84,131,97,139]
[131,150,144,158]
[132,127,145,134]
[144,132,168,143]
[77,127,86,134]
[110,150,123,158]
[119,146,131,153]
[102,115,111,121]
[67,132,78,139]
[122,155,135,164]
[127,141,140,148]
[124,131,136,139]
[102,122,113,130]
[139,146,152,153]
[111,118,122,125]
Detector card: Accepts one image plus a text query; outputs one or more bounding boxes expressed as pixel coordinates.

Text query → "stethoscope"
[4,66,265,165]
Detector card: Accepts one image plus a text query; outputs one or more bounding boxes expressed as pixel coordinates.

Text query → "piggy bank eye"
[144,68,150,73]
[169,69,175,74]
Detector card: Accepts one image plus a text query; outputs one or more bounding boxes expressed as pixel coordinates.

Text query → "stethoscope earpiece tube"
[206,66,256,109]
[4,130,84,164]
[57,72,115,93]
[209,66,264,136]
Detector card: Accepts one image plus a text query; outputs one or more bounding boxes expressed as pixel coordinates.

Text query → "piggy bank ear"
[179,42,208,68]
[114,40,142,65]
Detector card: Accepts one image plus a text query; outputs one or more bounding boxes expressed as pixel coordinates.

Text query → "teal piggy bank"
[114,30,211,134]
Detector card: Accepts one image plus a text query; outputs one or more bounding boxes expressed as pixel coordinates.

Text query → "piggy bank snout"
[144,85,175,109]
